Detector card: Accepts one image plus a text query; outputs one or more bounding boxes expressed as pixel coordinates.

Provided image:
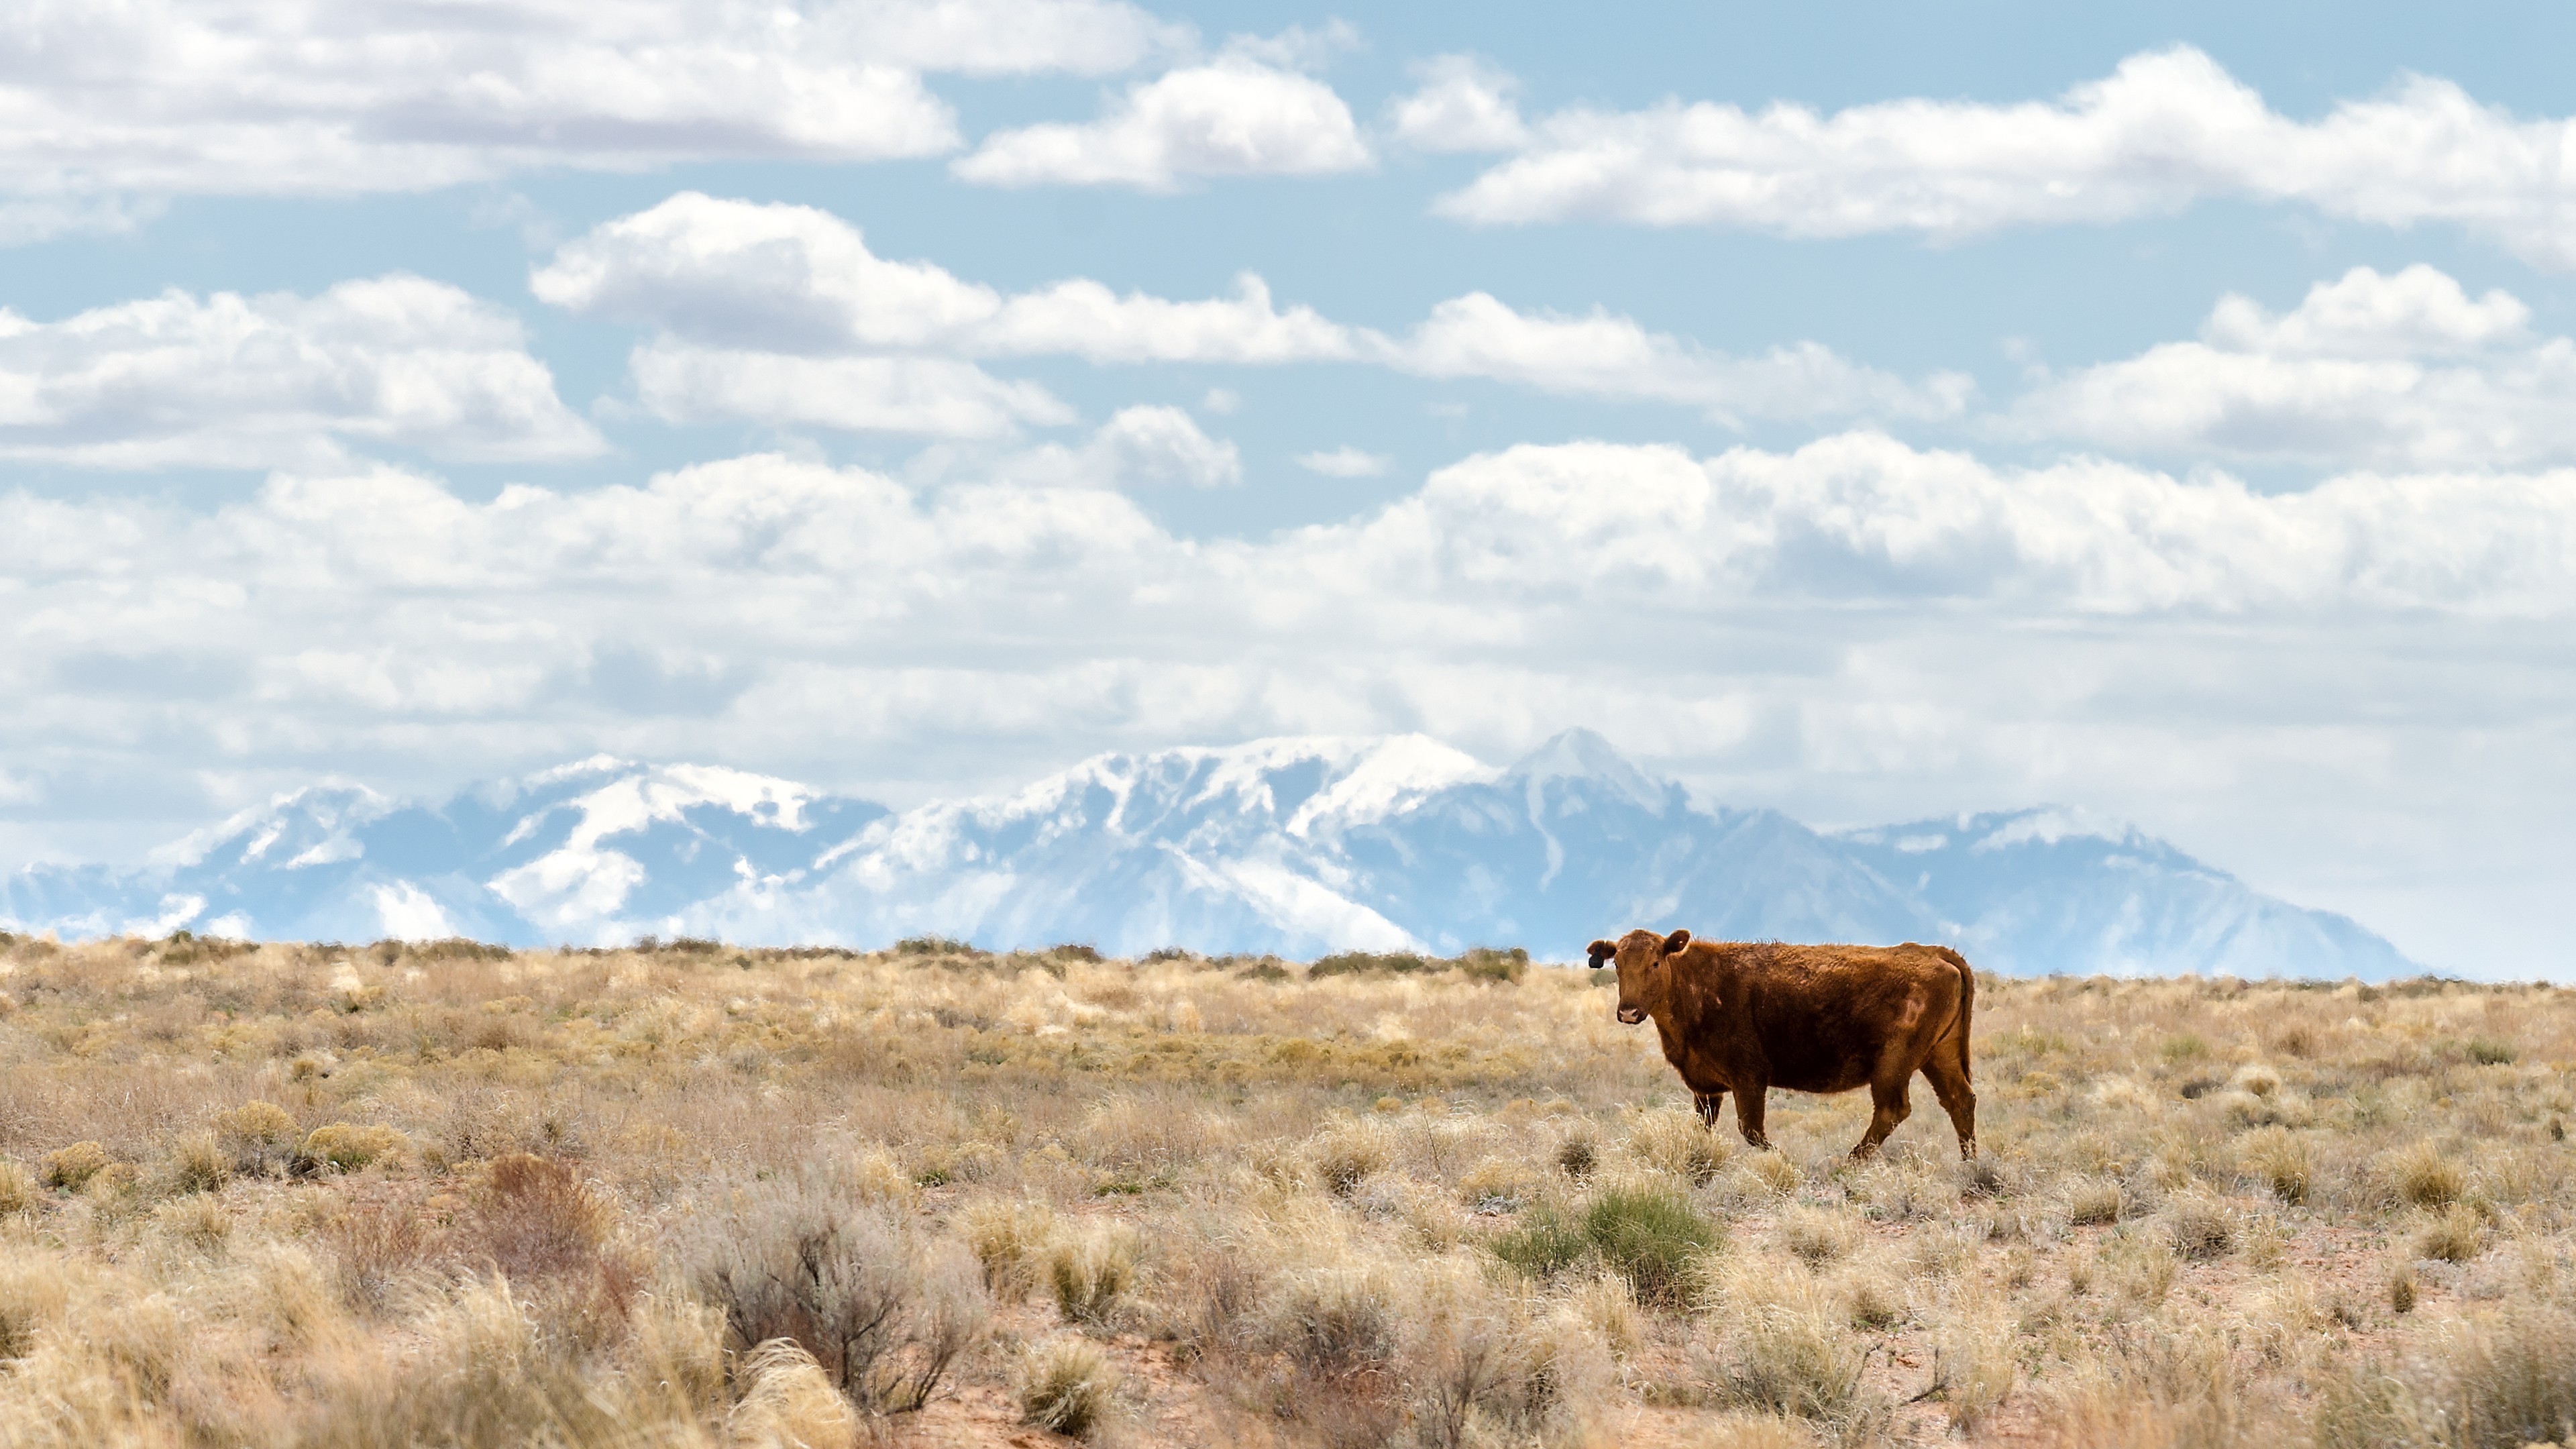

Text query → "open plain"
[0,931,2571,1448]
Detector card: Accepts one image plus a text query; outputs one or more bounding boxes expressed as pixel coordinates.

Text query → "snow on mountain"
[0,759,883,947]
[1,733,2421,977]
[1835,809,2415,978]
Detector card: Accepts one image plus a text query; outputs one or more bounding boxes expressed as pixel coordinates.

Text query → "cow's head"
[1587,927,1692,1025]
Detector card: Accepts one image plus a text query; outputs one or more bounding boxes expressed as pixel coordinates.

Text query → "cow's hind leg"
[1924,1046,1978,1160]
[1733,1085,1772,1151]
[1695,1090,1727,1130]
[1853,1072,1911,1161]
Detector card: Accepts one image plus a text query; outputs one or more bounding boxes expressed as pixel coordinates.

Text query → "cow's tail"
[1933,945,1974,1081]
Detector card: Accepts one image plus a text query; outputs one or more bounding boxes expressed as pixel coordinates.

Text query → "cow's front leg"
[1694,1089,1727,1130]
[1733,1083,1772,1150]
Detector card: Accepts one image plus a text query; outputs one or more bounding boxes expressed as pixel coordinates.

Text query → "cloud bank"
[1436,47,2576,267]
[2012,265,2576,470]
[0,0,1185,236]
[0,274,599,468]
[535,193,1970,426]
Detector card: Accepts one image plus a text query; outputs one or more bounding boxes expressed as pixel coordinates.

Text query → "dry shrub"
[1556,1128,1599,1181]
[2412,1203,2486,1265]
[0,1159,36,1215]
[2160,1192,2237,1262]
[323,1196,445,1314]
[1311,1118,1393,1197]
[1250,1267,1405,1448]
[1699,1260,1887,1438]
[1411,1310,1611,1449]
[1048,1220,1143,1325]
[961,1197,1057,1295]
[627,1289,728,1421]
[464,1154,612,1284]
[725,1338,855,1448]
[40,1141,108,1191]
[157,1130,230,1197]
[150,1193,231,1254]
[0,1252,70,1358]
[297,1122,409,1176]
[1930,1283,2019,1434]
[244,1244,340,1354]
[1778,1205,1860,1267]
[1568,1271,1644,1359]
[2383,1139,2467,1209]
[1625,1106,1728,1185]
[1741,1150,1805,1199]
[1018,1335,1120,1440]
[1456,1157,1535,1209]
[1832,1257,1908,1331]
[2317,1301,2576,1448]
[2041,1323,2284,1449]
[685,1170,987,1415]
[214,1100,300,1176]
[2239,1128,2311,1205]
[2068,1176,2129,1226]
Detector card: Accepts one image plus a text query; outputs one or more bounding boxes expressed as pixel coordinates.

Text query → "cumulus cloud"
[533,193,1361,364]
[973,405,1243,488]
[2012,265,2576,470]
[1296,447,1389,478]
[0,274,600,468]
[629,341,1073,437]
[1388,56,1529,153]
[952,59,1371,189]
[1391,293,1974,425]
[0,0,1182,237]
[539,193,1961,425]
[1436,47,2576,267]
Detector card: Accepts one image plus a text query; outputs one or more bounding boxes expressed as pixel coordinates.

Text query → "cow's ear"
[1586,939,1615,969]
[1662,928,1692,955]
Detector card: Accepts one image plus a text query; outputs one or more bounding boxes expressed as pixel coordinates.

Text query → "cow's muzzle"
[1615,1006,1646,1026]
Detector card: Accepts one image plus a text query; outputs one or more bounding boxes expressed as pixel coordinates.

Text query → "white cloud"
[1200,387,1241,415]
[0,0,1183,235]
[372,881,455,941]
[630,340,1073,437]
[953,59,1372,189]
[1436,47,2576,267]
[1389,56,1529,153]
[533,193,1361,364]
[539,193,1960,425]
[1387,292,1974,425]
[1296,447,1388,478]
[8,435,2575,966]
[0,274,600,468]
[2012,265,2576,470]
[983,405,1242,488]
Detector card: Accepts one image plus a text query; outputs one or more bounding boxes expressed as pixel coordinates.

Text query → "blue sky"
[4,1,2575,973]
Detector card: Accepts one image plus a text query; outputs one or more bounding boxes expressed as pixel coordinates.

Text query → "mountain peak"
[1506,729,1669,813]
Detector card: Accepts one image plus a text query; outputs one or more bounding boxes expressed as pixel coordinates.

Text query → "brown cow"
[1587,928,1977,1161]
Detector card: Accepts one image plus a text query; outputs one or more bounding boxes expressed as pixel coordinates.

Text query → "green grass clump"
[1585,1185,1721,1306]
[1492,1203,1591,1279]
[1492,1185,1721,1305]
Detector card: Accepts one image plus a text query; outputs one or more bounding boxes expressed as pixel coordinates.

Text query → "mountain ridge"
[0,731,2418,977]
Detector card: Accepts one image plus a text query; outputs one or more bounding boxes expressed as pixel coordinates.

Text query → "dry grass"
[0,932,2573,1445]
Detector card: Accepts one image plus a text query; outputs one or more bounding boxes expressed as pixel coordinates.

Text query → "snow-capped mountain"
[1834,810,2413,977]
[0,757,885,947]
[0,733,2418,977]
